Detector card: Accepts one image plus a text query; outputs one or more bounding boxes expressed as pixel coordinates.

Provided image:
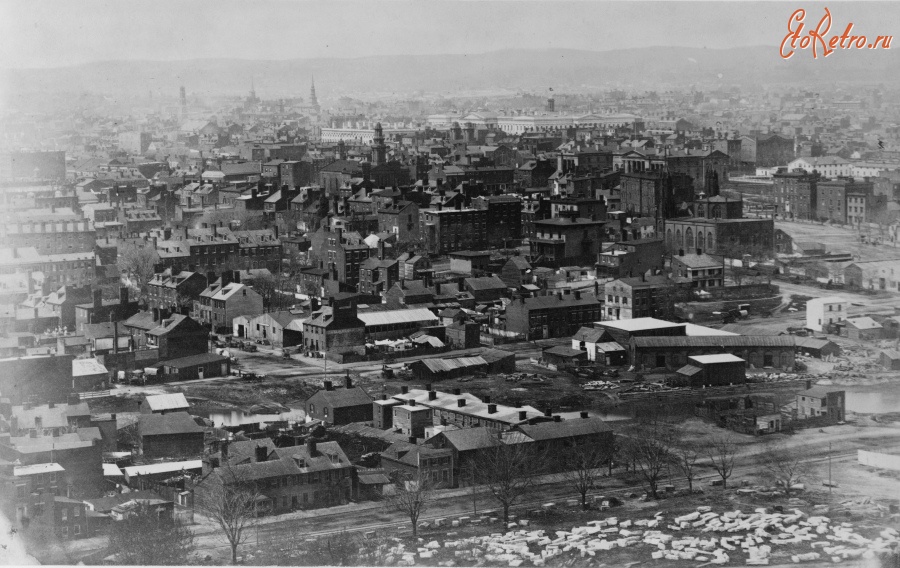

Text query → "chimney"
[120,286,129,306]
[401,386,408,394]
[805,379,812,390]
[557,292,563,301]
[679,249,685,256]
[407,435,417,444]
[580,411,589,419]
[428,390,437,401]
[554,415,562,422]
[696,248,702,255]
[206,271,216,285]
[93,288,102,310]
[381,394,388,400]
[544,407,552,417]
[221,440,230,459]
[453,388,461,395]
[519,410,527,421]
[255,445,268,462]
[457,399,466,407]
[378,240,385,260]
[488,403,497,414]
[306,438,318,456]
[574,291,582,300]
[48,401,55,409]
[345,375,353,389]
[34,416,42,430]
[233,270,241,284]
[409,399,416,407]
[324,380,333,391]
[483,395,491,404]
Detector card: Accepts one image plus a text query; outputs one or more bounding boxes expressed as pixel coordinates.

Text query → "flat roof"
[14,462,65,476]
[689,354,745,364]
[595,317,684,332]
[122,460,202,477]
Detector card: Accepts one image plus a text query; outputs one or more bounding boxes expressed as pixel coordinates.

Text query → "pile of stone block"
[397,505,898,566]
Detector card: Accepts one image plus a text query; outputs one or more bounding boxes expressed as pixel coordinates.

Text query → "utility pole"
[828,442,832,493]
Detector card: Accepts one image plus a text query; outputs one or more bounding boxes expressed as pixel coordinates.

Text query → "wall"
[858,450,900,471]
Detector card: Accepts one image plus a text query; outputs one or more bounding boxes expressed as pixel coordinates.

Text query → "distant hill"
[2,46,897,99]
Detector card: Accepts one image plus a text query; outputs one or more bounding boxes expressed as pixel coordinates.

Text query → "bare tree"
[759,441,813,497]
[560,440,610,510]
[383,471,434,537]
[117,241,159,301]
[706,433,738,489]
[106,501,195,565]
[623,421,673,500]
[671,433,702,493]
[471,433,545,525]
[195,465,261,564]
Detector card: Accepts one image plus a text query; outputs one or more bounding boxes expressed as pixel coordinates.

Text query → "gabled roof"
[308,386,373,408]
[142,393,189,412]
[572,326,605,343]
[138,412,204,436]
[516,417,610,441]
[465,275,507,291]
[845,316,882,330]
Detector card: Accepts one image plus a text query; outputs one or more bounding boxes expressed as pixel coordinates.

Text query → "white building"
[787,157,853,178]
[806,296,848,332]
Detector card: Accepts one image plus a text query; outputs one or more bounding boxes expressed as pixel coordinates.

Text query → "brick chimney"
[324,380,333,391]
[457,399,466,407]
[255,445,268,462]
[306,438,318,456]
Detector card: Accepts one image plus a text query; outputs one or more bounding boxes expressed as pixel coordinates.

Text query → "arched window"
[675,229,682,247]
[685,227,694,249]
[707,231,715,251]
[697,231,705,252]
[666,228,673,249]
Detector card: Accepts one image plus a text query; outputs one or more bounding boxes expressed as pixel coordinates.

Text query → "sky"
[0,1,895,69]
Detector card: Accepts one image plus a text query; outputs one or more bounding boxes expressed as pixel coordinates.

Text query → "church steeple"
[310,76,319,112]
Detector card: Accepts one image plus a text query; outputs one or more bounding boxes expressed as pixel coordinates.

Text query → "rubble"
[399,504,899,566]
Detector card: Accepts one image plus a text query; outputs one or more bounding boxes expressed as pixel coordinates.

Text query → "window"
[73,508,80,517]
[61,509,68,521]
[73,525,81,536]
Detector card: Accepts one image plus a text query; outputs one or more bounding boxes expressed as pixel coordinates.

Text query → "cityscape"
[0,1,899,566]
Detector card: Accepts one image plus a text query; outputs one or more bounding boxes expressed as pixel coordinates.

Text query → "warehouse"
[357,307,439,340]
[675,354,746,388]
[149,352,230,382]
[630,335,795,371]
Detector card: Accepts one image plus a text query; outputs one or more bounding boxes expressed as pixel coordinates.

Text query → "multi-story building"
[309,225,372,290]
[420,205,489,255]
[772,172,817,219]
[529,217,605,266]
[665,149,729,193]
[603,275,672,320]
[358,255,399,296]
[671,252,724,289]
[302,294,366,356]
[816,179,873,224]
[789,156,852,179]
[805,296,848,332]
[155,227,241,274]
[377,200,419,242]
[796,386,845,423]
[304,376,373,425]
[596,238,665,280]
[195,274,264,332]
[0,247,96,293]
[0,209,95,255]
[845,260,900,293]
[380,443,455,489]
[664,217,774,256]
[146,270,208,311]
[233,228,282,272]
[197,439,353,513]
[505,290,602,339]
[473,195,523,246]
[741,134,795,167]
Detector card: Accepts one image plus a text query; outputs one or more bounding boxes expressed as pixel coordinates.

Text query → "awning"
[358,472,391,485]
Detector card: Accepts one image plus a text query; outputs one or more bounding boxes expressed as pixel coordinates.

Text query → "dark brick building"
[304,376,373,425]
[505,290,602,339]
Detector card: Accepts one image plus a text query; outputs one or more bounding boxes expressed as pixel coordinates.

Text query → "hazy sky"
[0,1,895,69]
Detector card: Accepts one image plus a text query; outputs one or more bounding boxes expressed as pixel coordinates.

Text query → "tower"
[310,76,319,112]
[372,122,386,166]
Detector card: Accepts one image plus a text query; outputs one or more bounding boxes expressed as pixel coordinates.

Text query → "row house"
[0,218,96,255]
[505,290,603,339]
[529,217,605,266]
[420,205,489,255]
[146,269,208,311]
[195,272,264,332]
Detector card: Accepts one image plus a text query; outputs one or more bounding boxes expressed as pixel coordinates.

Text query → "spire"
[310,75,319,111]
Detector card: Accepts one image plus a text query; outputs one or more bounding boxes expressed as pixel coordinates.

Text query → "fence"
[79,389,111,400]
[858,450,900,472]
